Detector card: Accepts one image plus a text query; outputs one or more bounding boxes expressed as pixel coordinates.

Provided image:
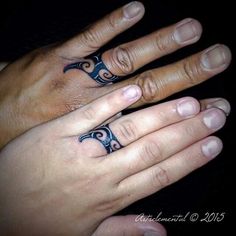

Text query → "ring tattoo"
[64,54,119,85]
[79,124,123,154]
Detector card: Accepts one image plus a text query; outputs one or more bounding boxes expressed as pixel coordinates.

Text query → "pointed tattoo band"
[79,124,123,154]
[63,54,119,85]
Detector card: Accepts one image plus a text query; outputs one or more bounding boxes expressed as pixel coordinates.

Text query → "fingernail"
[177,98,199,118]
[144,231,161,236]
[203,109,226,130]
[206,99,231,116]
[174,18,202,44]
[201,44,232,70]
[122,85,141,100]
[201,138,223,159]
[123,1,143,19]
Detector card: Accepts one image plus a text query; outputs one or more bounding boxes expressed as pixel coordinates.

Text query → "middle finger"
[103,18,202,76]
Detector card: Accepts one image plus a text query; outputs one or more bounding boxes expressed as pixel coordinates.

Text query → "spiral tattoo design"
[79,124,123,154]
[63,54,119,85]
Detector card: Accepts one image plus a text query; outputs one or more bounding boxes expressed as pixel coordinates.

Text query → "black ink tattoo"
[63,54,119,85]
[79,124,123,154]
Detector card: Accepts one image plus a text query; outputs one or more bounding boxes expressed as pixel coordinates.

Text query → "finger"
[102,18,202,76]
[59,1,145,58]
[93,215,166,236]
[83,97,200,157]
[200,98,231,116]
[77,97,229,157]
[117,136,223,205]
[108,44,231,107]
[106,108,226,180]
[110,97,200,146]
[52,85,142,136]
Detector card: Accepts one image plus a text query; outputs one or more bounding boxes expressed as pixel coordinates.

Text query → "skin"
[0,2,231,149]
[0,1,232,235]
[0,85,228,236]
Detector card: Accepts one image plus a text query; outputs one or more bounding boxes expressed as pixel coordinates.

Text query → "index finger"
[51,85,142,136]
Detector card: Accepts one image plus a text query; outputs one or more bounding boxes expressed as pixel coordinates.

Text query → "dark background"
[0,0,234,235]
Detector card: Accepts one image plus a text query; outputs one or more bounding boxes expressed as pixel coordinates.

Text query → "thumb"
[92,215,167,236]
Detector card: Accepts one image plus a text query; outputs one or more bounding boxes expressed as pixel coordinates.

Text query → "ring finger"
[62,18,202,86]
[78,97,200,157]
[78,96,229,158]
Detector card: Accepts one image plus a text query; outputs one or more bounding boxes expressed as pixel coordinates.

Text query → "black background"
[0,0,234,235]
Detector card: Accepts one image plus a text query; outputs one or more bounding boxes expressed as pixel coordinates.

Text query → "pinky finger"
[118,136,223,205]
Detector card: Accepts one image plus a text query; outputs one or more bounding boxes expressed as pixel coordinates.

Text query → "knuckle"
[82,105,96,121]
[151,166,170,189]
[64,103,74,113]
[139,141,163,165]
[136,71,161,102]
[95,195,122,214]
[112,47,134,74]
[157,110,171,124]
[116,119,137,143]
[81,28,100,50]
[184,124,197,139]
[107,12,120,29]
[63,97,82,113]
[181,59,203,85]
[50,78,67,91]
[154,31,173,54]
[22,48,47,70]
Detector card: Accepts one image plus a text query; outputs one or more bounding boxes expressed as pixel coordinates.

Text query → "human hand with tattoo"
[0,84,229,236]
[0,1,231,149]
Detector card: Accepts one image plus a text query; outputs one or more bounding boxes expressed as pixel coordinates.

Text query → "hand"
[0,1,231,148]
[0,86,228,235]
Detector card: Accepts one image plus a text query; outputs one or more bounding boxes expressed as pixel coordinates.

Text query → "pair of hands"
[0,1,231,236]
[0,2,231,148]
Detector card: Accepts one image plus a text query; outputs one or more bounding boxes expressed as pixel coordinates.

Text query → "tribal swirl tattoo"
[63,54,119,85]
[79,124,123,154]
